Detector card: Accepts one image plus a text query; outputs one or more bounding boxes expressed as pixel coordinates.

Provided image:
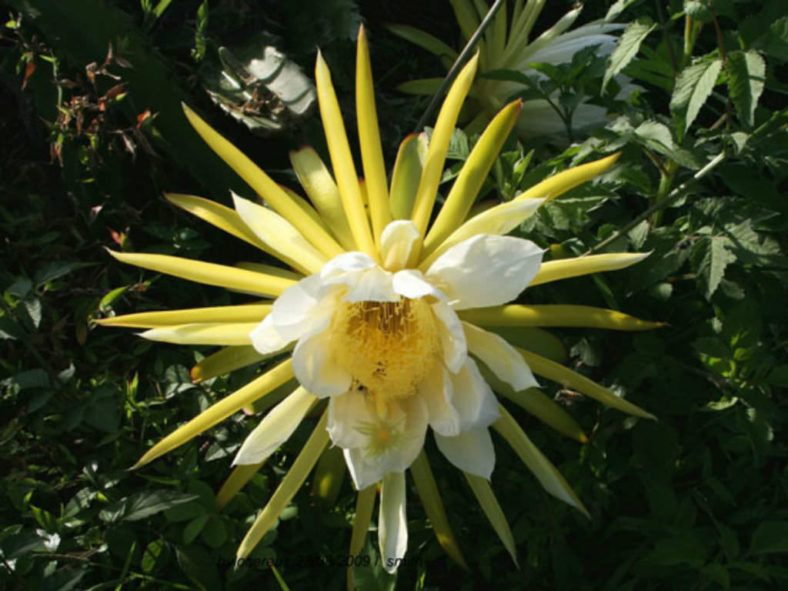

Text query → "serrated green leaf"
[728,50,766,126]
[603,18,656,90]
[101,490,200,523]
[692,236,736,299]
[670,58,723,131]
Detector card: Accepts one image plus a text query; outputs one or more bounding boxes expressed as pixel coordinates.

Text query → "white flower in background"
[392,0,637,139]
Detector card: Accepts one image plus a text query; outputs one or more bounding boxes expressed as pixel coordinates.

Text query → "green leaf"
[691,236,736,299]
[749,521,788,554]
[141,539,167,573]
[603,18,656,91]
[200,515,228,549]
[670,57,723,131]
[182,514,209,544]
[728,50,766,126]
[100,490,199,523]
[33,261,92,286]
[757,16,788,61]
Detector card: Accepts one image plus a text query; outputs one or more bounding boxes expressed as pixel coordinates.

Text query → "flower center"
[332,298,440,403]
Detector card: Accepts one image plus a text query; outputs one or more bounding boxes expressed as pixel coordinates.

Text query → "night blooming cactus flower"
[391,0,632,139]
[100,26,658,583]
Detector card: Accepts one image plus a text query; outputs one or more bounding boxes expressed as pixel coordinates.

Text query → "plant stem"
[583,152,726,256]
[413,0,505,133]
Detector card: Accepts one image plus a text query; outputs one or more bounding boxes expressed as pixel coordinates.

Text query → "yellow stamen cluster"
[333,298,440,405]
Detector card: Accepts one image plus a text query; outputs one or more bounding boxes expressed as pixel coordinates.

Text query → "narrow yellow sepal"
[493,406,590,516]
[279,185,334,234]
[410,53,480,237]
[479,363,586,442]
[107,250,295,298]
[486,326,568,364]
[289,147,355,250]
[517,347,656,420]
[515,153,621,203]
[347,485,377,591]
[389,133,428,220]
[164,193,275,256]
[235,263,302,281]
[217,462,264,510]
[181,103,344,259]
[410,451,469,570]
[356,25,393,246]
[96,304,270,329]
[140,323,260,346]
[315,51,377,258]
[424,99,523,253]
[459,304,664,331]
[463,472,518,566]
[131,359,293,469]
[237,411,329,559]
[191,346,265,383]
[530,252,650,287]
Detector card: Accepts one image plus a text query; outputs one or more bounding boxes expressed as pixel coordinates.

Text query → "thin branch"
[583,152,726,256]
[413,0,505,133]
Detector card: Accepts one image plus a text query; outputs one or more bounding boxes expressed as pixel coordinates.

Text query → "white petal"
[423,199,544,267]
[320,251,377,279]
[232,387,317,465]
[233,193,328,274]
[427,235,544,310]
[327,390,372,449]
[392,269,445,301]
[450,357,500,430]
[343,397,428,490]
[463,322,539,391]
[250,275,325,355]
[250,315,292,354]
[420,365,460,437]
[380,220,420,270]
[341,267,399,303]
[344,448,386,490]
[379,472,408,574]
[431,301,467,373]
[319,252,399,303]
[434,428,495,479]
[291,327,352,397]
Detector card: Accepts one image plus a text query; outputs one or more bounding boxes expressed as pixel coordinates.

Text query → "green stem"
[651,160,678,227]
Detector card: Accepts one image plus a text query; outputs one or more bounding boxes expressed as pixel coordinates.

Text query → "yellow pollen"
[333,298,440,401]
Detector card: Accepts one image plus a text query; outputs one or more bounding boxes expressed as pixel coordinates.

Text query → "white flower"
[234,219,541,569]
[102,25,657,580]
